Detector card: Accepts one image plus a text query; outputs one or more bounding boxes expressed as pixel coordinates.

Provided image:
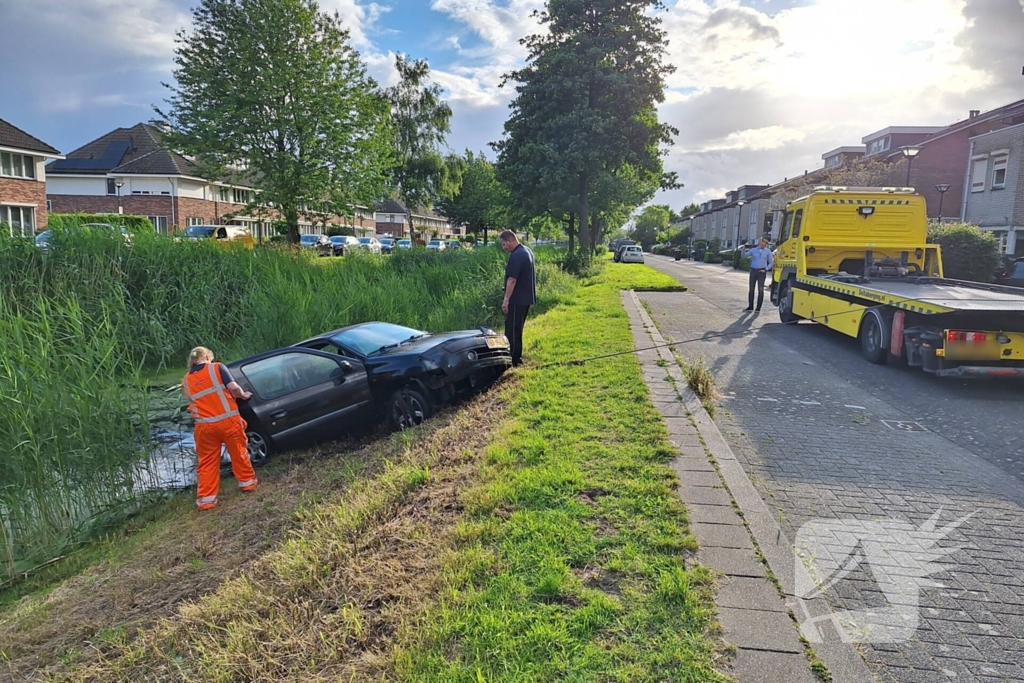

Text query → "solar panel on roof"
[49,140,131,171]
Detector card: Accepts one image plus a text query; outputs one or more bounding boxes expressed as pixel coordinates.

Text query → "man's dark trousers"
[505,304,530,366]
[748,269,767,310]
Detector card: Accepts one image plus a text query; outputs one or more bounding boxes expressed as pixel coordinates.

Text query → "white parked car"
[396,239,413,249]
[620,245,645,264]
[426,240,446,251]
[357,236,382,254]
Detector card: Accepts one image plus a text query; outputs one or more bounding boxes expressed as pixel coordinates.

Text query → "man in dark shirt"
[500,230,536,367]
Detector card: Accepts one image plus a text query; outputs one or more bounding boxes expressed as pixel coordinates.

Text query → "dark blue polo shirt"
[505,244,537,306]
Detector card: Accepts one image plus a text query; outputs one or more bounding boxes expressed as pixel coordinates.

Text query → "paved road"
[638,256,1024,683]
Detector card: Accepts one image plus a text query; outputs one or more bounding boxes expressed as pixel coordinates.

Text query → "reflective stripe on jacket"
[183,363,240,424]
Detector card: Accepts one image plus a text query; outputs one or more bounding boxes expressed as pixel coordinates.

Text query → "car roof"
[292,321,405,347]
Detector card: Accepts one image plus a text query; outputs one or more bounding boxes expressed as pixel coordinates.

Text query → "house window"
[107,178,117,195]
[148,216,169,234]
[971,158,988,193]
[218,188,229,202]
[1,205,36,237]
[186,217,204,227]
[992,155,1008,190]
[0,152,35,179]
[232,188,250,204]
[46,200,52,212]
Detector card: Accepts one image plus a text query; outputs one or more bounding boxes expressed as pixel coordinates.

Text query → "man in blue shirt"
[500,230,537,367]
[742,238,775,312]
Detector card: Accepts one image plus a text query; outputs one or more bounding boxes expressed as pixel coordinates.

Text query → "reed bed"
[0,223,573,585]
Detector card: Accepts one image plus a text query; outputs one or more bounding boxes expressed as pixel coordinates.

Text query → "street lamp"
[934,183,952,222]
[901,146,921,187]
[114,180,124,214]
[734,200,746,249]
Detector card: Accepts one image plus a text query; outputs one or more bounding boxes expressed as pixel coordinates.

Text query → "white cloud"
[687,125,806,152]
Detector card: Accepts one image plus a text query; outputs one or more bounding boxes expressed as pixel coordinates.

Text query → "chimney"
[969,110,980,119]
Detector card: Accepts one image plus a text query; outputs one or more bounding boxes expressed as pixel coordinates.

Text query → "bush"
[737,256,752,271]
[558,248,603,277]
[731,249,742,269]
[703,251,722,264]
[927,222,1004,283]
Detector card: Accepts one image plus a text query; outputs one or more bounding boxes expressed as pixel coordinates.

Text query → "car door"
[234,350,372,444]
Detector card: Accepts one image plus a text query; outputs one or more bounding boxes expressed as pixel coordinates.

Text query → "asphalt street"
[638,256,1024,683]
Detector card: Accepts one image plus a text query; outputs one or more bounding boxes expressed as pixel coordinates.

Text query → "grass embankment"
[0,227,573,586]
[31,262,727,682]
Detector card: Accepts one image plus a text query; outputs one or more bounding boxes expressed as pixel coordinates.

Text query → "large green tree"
[384,55,455,240]
[632,205,670,249]
[495,0,676,263]
[157,0,393,244]
[436,151,509,245]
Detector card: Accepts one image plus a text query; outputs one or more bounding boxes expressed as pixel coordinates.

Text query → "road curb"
[625,289,876,683]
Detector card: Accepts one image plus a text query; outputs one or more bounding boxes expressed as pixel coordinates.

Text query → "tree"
[157,0,393,244]
[384,55,455,241]
[495,0,676,263]
[632,205,670,249]
[679,203,700,218]
[436,151,509,245]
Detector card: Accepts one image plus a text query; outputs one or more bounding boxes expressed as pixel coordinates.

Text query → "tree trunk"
[286,206,300,244]
[407,213,415,243]
[579,174,591,262]
[589,216,601,253]
[567,213,576,253]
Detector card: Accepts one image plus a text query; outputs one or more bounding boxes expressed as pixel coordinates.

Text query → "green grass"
[393,262,728,682]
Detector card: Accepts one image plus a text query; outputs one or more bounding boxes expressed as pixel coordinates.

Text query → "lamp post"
[114,180,124,214]
[734,200,746,249]
[901,146,921,187]
[934,183,951,222]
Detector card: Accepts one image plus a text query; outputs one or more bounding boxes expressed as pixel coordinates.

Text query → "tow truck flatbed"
[799,275,1024,314]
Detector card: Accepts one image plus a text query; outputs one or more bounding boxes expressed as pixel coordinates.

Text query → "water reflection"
[140,388,232,492]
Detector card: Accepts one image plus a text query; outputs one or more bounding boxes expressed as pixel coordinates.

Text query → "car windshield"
[428,241,442,246]
[329,236,346,243]
[332,322,429,356]
[35,231,51,244]
[301,235,320,244]
[184,226,216,238]
[398,240,411,246]
[358,238,373,244]
[1013,262,1024,279]
[379,238,393,245]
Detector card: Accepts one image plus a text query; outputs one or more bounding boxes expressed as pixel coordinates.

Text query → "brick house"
[962,123,1024,256]
[0,118,63,236]
[822,146,866,170]
[375,199,453,240]
[861,101,1024,220]
[45,123,274,237]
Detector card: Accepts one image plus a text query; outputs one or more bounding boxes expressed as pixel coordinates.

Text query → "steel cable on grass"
[535,291,1024,370]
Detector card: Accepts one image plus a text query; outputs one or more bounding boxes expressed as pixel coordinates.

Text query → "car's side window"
[241,353,342,400]
[1014,262,1024,279]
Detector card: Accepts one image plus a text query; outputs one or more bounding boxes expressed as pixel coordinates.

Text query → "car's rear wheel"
[388,387,431,431]
[246,428,273,467]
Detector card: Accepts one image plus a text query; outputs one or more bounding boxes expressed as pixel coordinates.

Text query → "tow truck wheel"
[778,281,800,324]
[859,313,888,365]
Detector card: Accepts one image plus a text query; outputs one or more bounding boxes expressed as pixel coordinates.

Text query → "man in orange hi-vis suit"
[182,347,258,510]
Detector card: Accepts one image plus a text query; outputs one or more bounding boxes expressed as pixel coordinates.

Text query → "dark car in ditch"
[225,322,511,465]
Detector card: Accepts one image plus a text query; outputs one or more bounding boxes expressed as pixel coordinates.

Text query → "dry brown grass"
[0,385,510,683]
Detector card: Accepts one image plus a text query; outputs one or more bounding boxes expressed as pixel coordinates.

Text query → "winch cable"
[535,291,1024,370]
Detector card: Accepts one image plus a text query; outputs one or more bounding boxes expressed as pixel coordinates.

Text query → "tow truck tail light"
[947,330,987,342]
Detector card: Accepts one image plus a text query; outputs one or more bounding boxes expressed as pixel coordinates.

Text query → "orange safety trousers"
[194,415,257,510]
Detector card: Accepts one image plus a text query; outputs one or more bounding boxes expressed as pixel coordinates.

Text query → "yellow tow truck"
[770,187,1024,377]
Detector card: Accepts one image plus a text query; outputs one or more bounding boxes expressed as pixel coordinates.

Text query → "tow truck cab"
[770,187,1024,377]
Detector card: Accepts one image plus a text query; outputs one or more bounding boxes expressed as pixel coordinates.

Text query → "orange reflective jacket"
[182,363,240,425]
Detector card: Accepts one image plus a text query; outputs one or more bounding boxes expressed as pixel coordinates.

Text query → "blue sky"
[2,0,1022,207]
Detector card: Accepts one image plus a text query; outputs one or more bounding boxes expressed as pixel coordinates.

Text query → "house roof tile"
[0,118,61,156]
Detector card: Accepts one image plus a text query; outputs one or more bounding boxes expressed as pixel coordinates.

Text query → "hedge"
[927,222,1004,283]
[48,213,154,233]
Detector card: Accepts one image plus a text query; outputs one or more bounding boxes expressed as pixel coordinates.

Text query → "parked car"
[613,240,637,262]
[620,245,645,264]
[1000,257,1024,288]
[330,234,360,256]
[396,239,413,249]
[35,223,132,251]
[426,240,447,251]
[300,233,333,257]
[224,322,512,464]
[178,224,255,248]
[357,236,383,254]
[378,237,395,254]
[447,240,463,250]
